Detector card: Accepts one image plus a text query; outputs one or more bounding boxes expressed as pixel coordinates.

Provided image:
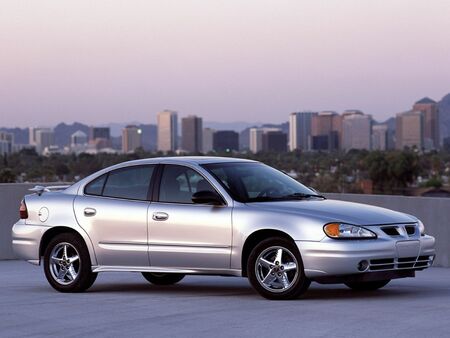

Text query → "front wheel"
[345,280,390,291]
[142,273,185,285]
[247,237,310,300]
[43,233,97,292]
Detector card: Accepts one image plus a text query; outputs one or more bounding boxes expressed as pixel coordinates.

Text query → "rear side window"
[85,165,155,201]
[84,174,106,196]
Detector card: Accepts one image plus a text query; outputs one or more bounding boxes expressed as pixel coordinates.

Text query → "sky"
[1,0,450,127]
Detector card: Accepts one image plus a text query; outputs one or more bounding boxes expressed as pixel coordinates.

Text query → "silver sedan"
[12,157,436,299]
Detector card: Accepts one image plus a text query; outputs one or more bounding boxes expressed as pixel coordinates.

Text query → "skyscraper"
[249,127,285,153]
[311,111,342,151]
[249,128,264,153]
[262,130,288,152]
[202,128,215,153]
[289,112,316,151]
[122,125,142,153]
[396,110,424,150]
[35,129,54,154]
[181,115,202,153]
[372,124,388,151]
[89,127,111,149]
[342,110,372,151]
[213,130,239,152]
[157,110,178,152]
[0,131,14,155]
[413,97,439,149]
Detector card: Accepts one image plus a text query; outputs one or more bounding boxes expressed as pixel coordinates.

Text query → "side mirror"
[192,190,223,205]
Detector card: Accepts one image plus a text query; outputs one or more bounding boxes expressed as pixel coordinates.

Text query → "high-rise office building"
[35,129,54,154]
[372,124,388,151]
[396,110,424,150]
[249,127,285,153]
[89,127,111,149]
[249,128,264,153]
[70,130,87,147]
[342,110,372,151]
[289,112,316,151]
[122,125,142,153]
[311,111,342,151]
[89,127,110,141]
[181,115,203,153]
[202,128,215,153]
[413,97,439,149]
[0,132,14,155]
[213,130,239,152]
[157,110,178,152]
[262,130,288,152]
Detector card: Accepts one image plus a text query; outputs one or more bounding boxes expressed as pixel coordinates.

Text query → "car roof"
[117,156,257,166]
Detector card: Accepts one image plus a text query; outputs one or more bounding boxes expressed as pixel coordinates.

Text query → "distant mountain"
[439,93,450,145]
[54,122,90,148]
[0,127,29,144]
[203,121,263,133]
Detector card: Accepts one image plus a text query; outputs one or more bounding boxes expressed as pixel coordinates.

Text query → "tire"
[247,237,310,300]
[345,279,390,291]
[142,272,185,285]
[43,233,97,293]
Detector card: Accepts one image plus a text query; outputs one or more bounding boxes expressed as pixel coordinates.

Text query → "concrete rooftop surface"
[1,261,449,338]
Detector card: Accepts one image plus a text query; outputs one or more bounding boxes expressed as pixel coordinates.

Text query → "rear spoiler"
[29,185,70,196]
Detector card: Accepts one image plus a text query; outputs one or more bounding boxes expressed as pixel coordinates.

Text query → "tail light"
[19,200,28,219]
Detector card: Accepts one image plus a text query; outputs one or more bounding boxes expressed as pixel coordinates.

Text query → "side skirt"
[91,265,242,277]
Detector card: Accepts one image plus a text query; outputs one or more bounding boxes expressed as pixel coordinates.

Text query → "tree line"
[1,148,448,194]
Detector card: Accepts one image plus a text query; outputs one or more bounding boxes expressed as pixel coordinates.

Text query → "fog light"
[357,260,369,272]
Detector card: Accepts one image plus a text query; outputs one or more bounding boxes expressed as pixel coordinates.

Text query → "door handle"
[84,208,96,217]
[152,212,169,221]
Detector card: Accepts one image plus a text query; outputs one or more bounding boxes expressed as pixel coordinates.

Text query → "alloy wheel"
[255,246,299,293]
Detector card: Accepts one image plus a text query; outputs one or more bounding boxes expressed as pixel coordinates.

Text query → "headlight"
[323,223,377,239]
[418,220,425,235]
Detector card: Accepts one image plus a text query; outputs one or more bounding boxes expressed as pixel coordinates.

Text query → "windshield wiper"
[247,193,326,203]
[280,193,326,200]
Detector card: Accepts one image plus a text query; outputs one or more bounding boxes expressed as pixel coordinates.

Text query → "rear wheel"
[247,237,310,300]
[142,272,185,285]
[43,233,97,292]
[345,280,390,291]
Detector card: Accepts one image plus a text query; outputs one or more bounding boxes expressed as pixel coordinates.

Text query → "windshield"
[202,162,323,203]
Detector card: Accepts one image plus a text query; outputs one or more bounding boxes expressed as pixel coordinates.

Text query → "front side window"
[85,165,155,201]
[203,162,319,203]
[159,165,216,204]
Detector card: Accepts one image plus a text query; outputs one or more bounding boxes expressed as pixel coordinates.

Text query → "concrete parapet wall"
[1,184,448,267]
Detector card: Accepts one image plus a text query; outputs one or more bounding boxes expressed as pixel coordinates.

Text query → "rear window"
[84,174,106,196]
[84,165,155,201]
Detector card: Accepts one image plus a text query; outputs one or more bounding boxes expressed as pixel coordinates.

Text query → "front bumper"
[11,220,49,265]
[297,234,435,279]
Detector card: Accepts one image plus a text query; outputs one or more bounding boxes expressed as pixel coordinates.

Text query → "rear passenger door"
[74,165,155,267]
[147,164,232,270]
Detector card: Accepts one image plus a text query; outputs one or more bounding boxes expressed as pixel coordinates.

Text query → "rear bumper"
[11,221,48,265]
[297,234,435,280]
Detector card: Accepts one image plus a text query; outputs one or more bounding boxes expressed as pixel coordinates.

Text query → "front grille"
[381,227,400,236]
[369,256,433,271]
[405,226,416,235]
[380,224,417,237]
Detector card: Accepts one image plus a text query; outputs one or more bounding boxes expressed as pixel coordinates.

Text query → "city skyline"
[1,1,450,127]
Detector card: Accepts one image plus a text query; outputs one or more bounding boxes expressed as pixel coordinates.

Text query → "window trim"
[83,164,156,202]
[154,164,227,206]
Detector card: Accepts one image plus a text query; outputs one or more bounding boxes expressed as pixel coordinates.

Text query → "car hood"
[247,199,417,225]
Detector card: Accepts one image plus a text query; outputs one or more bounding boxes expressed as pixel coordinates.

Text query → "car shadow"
[83,280,435,301]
